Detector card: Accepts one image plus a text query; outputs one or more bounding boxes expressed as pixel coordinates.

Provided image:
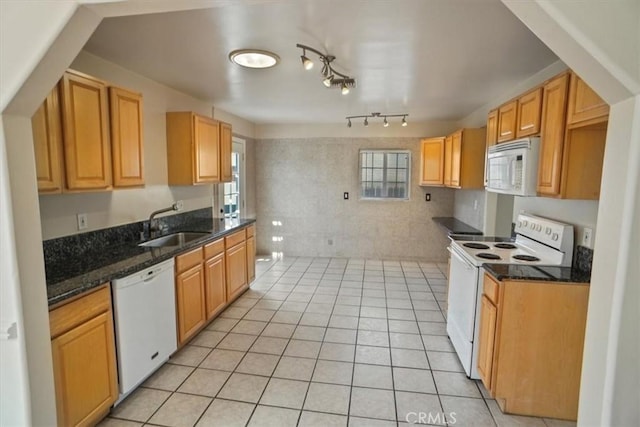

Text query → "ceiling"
[84,0,558,124]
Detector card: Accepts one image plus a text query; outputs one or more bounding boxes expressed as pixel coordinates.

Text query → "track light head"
[383,117,389,127]
[300,49,313,70]
[297,43,355,94]
[341,82,350,95]
[402,116,408,127]
[364,117,368,127]
[322,74,334,87]
[347,119,352,128]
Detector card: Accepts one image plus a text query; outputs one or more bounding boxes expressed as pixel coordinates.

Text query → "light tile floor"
[100,257,577,427]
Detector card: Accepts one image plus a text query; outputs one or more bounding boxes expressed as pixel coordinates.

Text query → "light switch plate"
[582,227,593,248]
[77,213,88,230]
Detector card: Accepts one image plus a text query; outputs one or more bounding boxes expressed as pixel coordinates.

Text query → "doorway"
[222,139,245,218]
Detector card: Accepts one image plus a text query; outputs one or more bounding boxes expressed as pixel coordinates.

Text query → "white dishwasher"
[112,258,177,402]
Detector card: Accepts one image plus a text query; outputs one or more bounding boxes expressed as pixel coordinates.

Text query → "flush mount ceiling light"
[345,112,409,128]
[296,43,356,95]
[229,49,280,69]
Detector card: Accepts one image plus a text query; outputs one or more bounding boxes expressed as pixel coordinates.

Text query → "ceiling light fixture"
[296,43,356,94]
[229,49,280,69]
[345,112,409,128]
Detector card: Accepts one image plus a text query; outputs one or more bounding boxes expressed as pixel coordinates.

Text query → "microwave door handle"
[509,158,516,186]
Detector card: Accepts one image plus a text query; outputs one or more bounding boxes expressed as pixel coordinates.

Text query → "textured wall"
[453,189,485,231]
[255,137,454,261]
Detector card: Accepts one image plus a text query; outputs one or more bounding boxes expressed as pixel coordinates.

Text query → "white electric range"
[446,213,574,379]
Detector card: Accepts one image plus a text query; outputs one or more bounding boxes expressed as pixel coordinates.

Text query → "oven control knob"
[552,233,559,241]
[517,221,522,228]
[522,220,528,227]
[530,223,536,230]
[545,227,552,235]
[536,224,542,231]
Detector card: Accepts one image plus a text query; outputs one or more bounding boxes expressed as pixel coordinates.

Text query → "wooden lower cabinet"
[49,285,118,427]
[175,263,206,344]
[205,252,226,319]
[226,241,248,301]
[478,273,589,420]
[246,234,256,284]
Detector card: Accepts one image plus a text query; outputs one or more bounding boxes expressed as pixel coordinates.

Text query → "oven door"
[446,245,479,377]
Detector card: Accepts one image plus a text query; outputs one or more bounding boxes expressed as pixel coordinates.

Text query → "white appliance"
[446,213,573,379]
[112,259,177,402]
[485,137,540,196]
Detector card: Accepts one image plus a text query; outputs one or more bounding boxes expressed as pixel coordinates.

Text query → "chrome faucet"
[145,203,180,239]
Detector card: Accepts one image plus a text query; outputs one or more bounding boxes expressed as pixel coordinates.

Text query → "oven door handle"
[447,246,476,271]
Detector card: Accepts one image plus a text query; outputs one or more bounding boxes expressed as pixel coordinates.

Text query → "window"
[222,139,245,218]
[360,150,410,199]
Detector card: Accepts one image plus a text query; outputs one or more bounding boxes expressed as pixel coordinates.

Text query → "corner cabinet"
[419,137,445,186]
[567,73,609,126]
[486,109,498,148]
[60,71,112,191]
[49,285,118,427]
[31,86,64,193]
[109,86,144,187]
[477,273,589,421]
[166,112,233,185]
[537,72,608,199]
[445,128,486,189]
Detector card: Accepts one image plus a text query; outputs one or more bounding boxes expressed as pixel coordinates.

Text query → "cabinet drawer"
[204,238,225,259]
[225,229,246,248]
[176,246,203,273]
[246,224,255,238]
[49,284,111,338]
[483,273,500,305]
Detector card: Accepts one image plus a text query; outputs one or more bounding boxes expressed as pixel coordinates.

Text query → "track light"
[345,112,409,128]
[296,43,356,94]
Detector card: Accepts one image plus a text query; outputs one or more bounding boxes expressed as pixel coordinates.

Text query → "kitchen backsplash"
[43,208,213,269]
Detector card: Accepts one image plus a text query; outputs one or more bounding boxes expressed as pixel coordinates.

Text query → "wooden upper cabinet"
[537,73,570,197]
[449,132,462,187]
[166,112,221,185]
[567,72,609,126]
[32,86,63,194]
[220,121,233,182]
[419,137,445,186]
[443,135,453,186]
[516,87,543,138]
[60,71,112,191]
[497,100,518,143]
[486,109,498,148]
[109,86,144,187]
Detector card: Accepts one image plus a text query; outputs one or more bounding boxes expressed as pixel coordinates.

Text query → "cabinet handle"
[520,124,534,130]
[500,131,511,136]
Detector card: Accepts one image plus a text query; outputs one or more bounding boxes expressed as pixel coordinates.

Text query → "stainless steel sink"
[139,232,210,248]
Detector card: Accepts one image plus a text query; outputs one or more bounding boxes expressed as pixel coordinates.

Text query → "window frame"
[358,149,411,201]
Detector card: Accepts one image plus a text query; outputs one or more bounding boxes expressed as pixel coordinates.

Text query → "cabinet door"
[419,138,445,186]
[443,135,453,186]
[220,122,233,182]
[60,71,112,190]
[567,73,609,126]
[193,116,220,183]
[537,73,569,196]
[226,242,248,302]
[32,87,63,193]
[109,86,144,187]
[477,295,498,393]
[497,100,517,143]
[516,87,542,138]
[486,109,498,148]
[176,263,206,345]
[246,235,256,283]
[449,131,462,187]
[51,311,118,427]
[204,253,226,320]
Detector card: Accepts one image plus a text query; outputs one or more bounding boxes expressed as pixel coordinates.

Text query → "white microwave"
[485,137,540,196]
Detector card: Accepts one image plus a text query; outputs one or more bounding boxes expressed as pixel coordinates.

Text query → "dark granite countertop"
[46,217,256,306]
[432,217,482,236]
[483,263,591,283]
[449,235,514,242]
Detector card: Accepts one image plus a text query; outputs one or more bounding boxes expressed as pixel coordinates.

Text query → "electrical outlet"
[77,213,88,230]
[582,227,593,248]
[425,193,431,202]
[343,192,349,200]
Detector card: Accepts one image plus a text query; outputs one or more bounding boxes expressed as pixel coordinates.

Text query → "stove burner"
[495,243,517,249]
[477,253,501,260]
[513,254,540,262]
[463,243,490,250]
